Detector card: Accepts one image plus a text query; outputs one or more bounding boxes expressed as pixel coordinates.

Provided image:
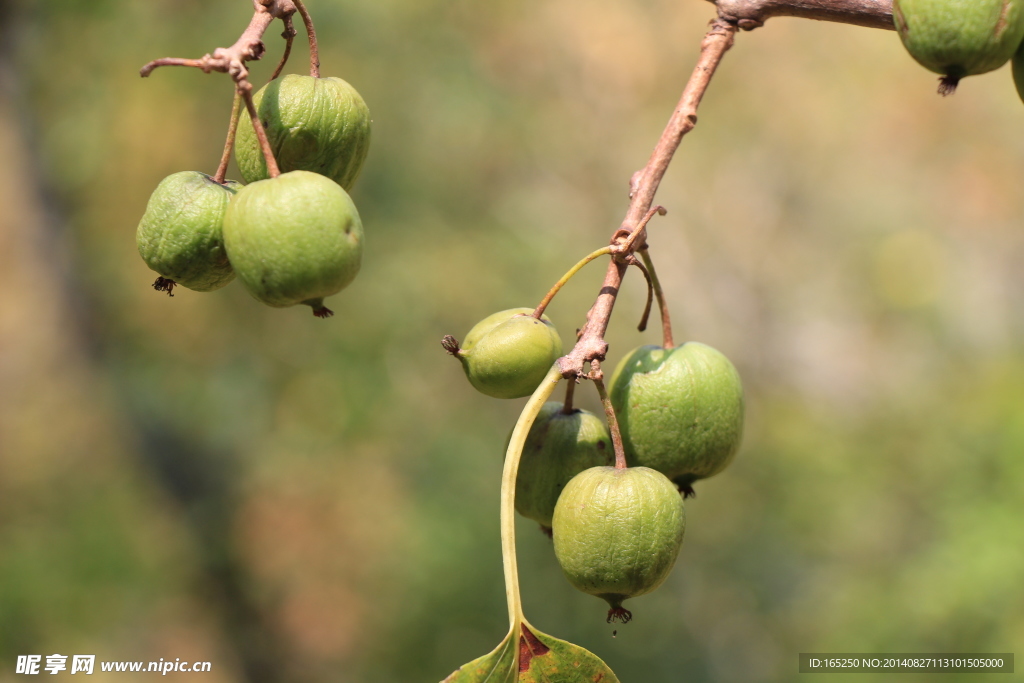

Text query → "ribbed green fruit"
[609,343,743,495]
[445,308,563,399]
[235,75,371,189]
[136,171,241,294]
[1013,39,1024,102]
[514,402,613,531]
[552,466,685,623]
[893,0,1024,94]
[222,170,363,317]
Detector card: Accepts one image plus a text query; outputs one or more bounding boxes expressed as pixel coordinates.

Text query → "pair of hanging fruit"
[137,74,371,317]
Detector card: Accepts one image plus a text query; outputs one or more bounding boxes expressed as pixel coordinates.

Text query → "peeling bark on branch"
[712,0,894,31]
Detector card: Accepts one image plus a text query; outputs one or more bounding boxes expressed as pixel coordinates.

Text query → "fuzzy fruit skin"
[222,170,363,310]
[136,171,241,292]
[609,343,743,490]
[514,403,614,530]
[235,75,371,190]
[893,0,1024,80]
[1013,39,1024,102]
[457,308,562,399]
[552,466,685,614]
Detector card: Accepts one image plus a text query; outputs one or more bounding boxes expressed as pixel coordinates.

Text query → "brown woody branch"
[712,0,893,31]
[558,0,896,383]
[557,17,736,380]
[139,0,299,180]
[140,1,297,81]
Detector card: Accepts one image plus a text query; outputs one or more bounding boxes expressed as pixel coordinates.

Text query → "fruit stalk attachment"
[292,0,321,78]
[592,367,628,469]
[214,92,242,185]
[532,246,613,319]
[639,247,674,348]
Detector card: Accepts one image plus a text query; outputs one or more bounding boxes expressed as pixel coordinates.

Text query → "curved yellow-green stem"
[501,364,563,630]
[533,246,613,319]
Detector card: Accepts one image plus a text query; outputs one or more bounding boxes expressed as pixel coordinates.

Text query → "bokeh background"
[2,0,1023,681]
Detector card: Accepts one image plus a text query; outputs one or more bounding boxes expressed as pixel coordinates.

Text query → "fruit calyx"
[937,74,961,96]
[441,335,461,356]
[605,601,633,624]
[152,277,177,297]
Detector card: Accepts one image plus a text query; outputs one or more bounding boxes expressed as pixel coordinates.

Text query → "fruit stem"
[639,248,674,349]
[532,246,613,319]
[292,0,320,78]
[501,365,562,628]
[268,14,297,83]
[213,91,242,184]
[239,80,282,178]
[592,369,627,469]
[562,378,576,414]
[629,255,655,333]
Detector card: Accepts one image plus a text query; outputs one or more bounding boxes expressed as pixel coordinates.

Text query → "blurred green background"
[1,0,1023,681]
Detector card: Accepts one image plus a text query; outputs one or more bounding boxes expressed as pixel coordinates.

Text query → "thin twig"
[562,379,576,414]
[533,246,613,319]
[558,18,736,380]
[638,248,674,348]
[619,205,666,255]
[591,365,627,469]
[292,0,320,78]
[269,15,297,82]
[139,2,295,81]
[214,92,242,184]
[239,81,281,178]
[628,256,655,334]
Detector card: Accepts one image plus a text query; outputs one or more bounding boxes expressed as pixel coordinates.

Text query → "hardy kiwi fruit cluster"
[136,74,370,318]
[893,0,1024,99]
[443,309,744,622]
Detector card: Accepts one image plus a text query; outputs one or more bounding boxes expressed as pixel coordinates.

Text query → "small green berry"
[222,170,363,317]
[514,402,613,532]
[235,74,371,189]
[893,0,1024,94]
[609,342,743,496]
[552,466,685,623]
[136,171,241,295]
[443,308,563,399]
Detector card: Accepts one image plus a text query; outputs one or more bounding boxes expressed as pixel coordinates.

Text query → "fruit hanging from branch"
[235,74,371,189]
[136,171,241,295]
[892,0,1024,94]
[223,170,363,318]
[609,342,744,496]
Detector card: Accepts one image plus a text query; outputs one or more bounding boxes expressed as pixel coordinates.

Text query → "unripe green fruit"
[1013,39,1024,102]
[514,402,613,531]
[893,0,1024,94]
[235,74,371,189]
[552,466,685,623]
[444,308,563,399]
[609,342,743,495]
[222,170,363,317]
[136,171,241,294]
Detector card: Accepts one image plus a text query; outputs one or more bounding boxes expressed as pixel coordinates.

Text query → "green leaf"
[442,623,620,683]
